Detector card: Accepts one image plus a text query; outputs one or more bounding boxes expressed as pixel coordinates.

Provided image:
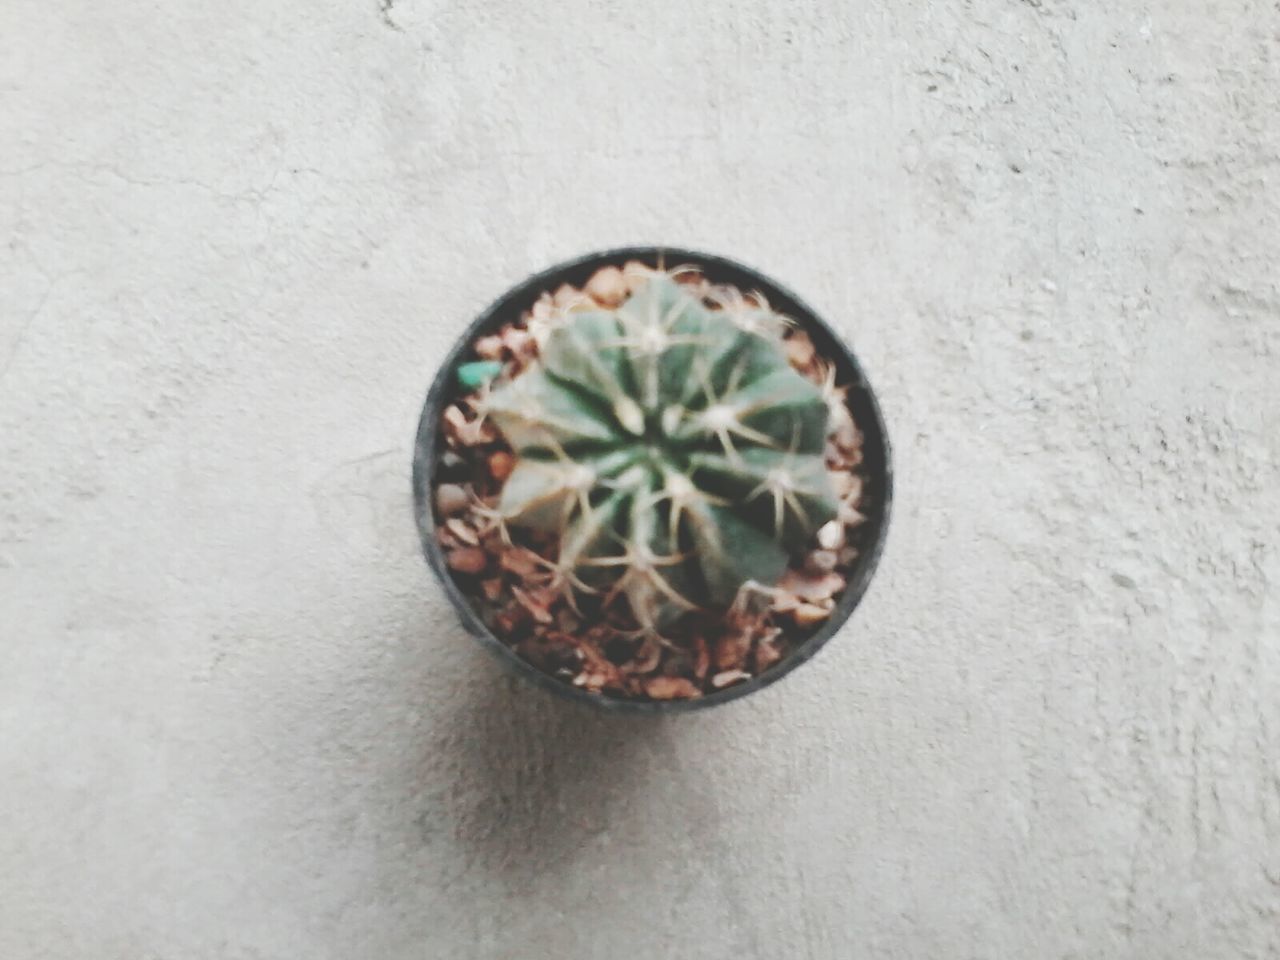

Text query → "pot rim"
[412,246,893,713]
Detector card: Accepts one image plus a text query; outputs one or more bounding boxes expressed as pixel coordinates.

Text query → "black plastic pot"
[412,247,892,712]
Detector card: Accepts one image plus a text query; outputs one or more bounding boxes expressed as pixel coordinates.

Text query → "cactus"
[479,271,839,636]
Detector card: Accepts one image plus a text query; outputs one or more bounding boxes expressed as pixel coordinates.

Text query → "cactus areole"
[483,272,839,635]
[415,249,891,708]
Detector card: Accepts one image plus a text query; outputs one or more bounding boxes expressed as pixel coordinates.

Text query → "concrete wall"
[2,1,1278,957]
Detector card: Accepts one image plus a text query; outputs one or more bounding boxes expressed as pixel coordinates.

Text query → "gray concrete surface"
[3,1,1279,957]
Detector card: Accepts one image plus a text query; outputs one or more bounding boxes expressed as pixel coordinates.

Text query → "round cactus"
[478,270,839,636]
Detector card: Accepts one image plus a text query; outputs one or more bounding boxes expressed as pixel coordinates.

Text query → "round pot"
[412,247,893,712]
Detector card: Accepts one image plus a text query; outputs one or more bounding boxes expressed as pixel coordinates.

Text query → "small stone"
[785,330,816,368]
[839,502,867,527]
[711,669,751,689]
[833,418,862,454]
[435,483,469,517]
[816,520,844,551]
[622,260,653,291]
[828,400,856,433]
[838,545,859,567]
[445,517,479,545]
[474,335,504,360]
[676,270,707,295]
[481,578,504,601]
[805,550,839,575]
[778,569,846,603]
[577,639,626,692]
[714,630,752,671]
[488,450,514,482]
[446,546,488,574]
[492,605,532,638]
[443,404,495,446]
[585,266,627,307]
[754,633,784,672]
[499,547,540,577]
[503,327,533,358]
[553,283,580,308]
[830,471,863,502]
[769,593,799,613]
[644,676,701,700]
[792,603,831,628]
[442,405,469,439]
[530,293,554,322]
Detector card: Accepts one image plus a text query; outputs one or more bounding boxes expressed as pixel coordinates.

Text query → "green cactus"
[479,271,839,636]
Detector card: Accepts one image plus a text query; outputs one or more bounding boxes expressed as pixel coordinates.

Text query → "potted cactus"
[413,248,890,709]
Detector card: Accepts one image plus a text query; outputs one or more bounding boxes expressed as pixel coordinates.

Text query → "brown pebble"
[622,260,652,292]
[474,334,504,360]
[805,550,839,575]
[833,418,861,453]
[496,616,533,645]
[644,676,701,700]
[585,266,627,308]
[830,472,863,502]
[792,603,831,628]
[839,502,867,527]
[553,283,580,308]
[576,639,626,692]
[435,483,469,517]
[443,405,469,438]
[676,270,707,296]
[488,450,514,482]
[785,330,816,368]
[778,570,846,603]
[481,578,504,601]
[714,630,753,671]
[504,327,533,358]
[446,546,488,574]
[839,545,859,567]
[499,547,540,577]
[754,634,784,672]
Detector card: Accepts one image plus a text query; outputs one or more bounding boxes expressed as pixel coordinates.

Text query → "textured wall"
[2,1,1278,957]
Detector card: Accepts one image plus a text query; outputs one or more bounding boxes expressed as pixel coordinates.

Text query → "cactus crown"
[481,271,839,635]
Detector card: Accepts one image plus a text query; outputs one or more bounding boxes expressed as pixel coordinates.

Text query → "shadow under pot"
[412,247,892,712]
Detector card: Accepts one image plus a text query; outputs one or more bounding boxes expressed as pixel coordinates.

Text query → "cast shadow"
[412,636,671,892]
